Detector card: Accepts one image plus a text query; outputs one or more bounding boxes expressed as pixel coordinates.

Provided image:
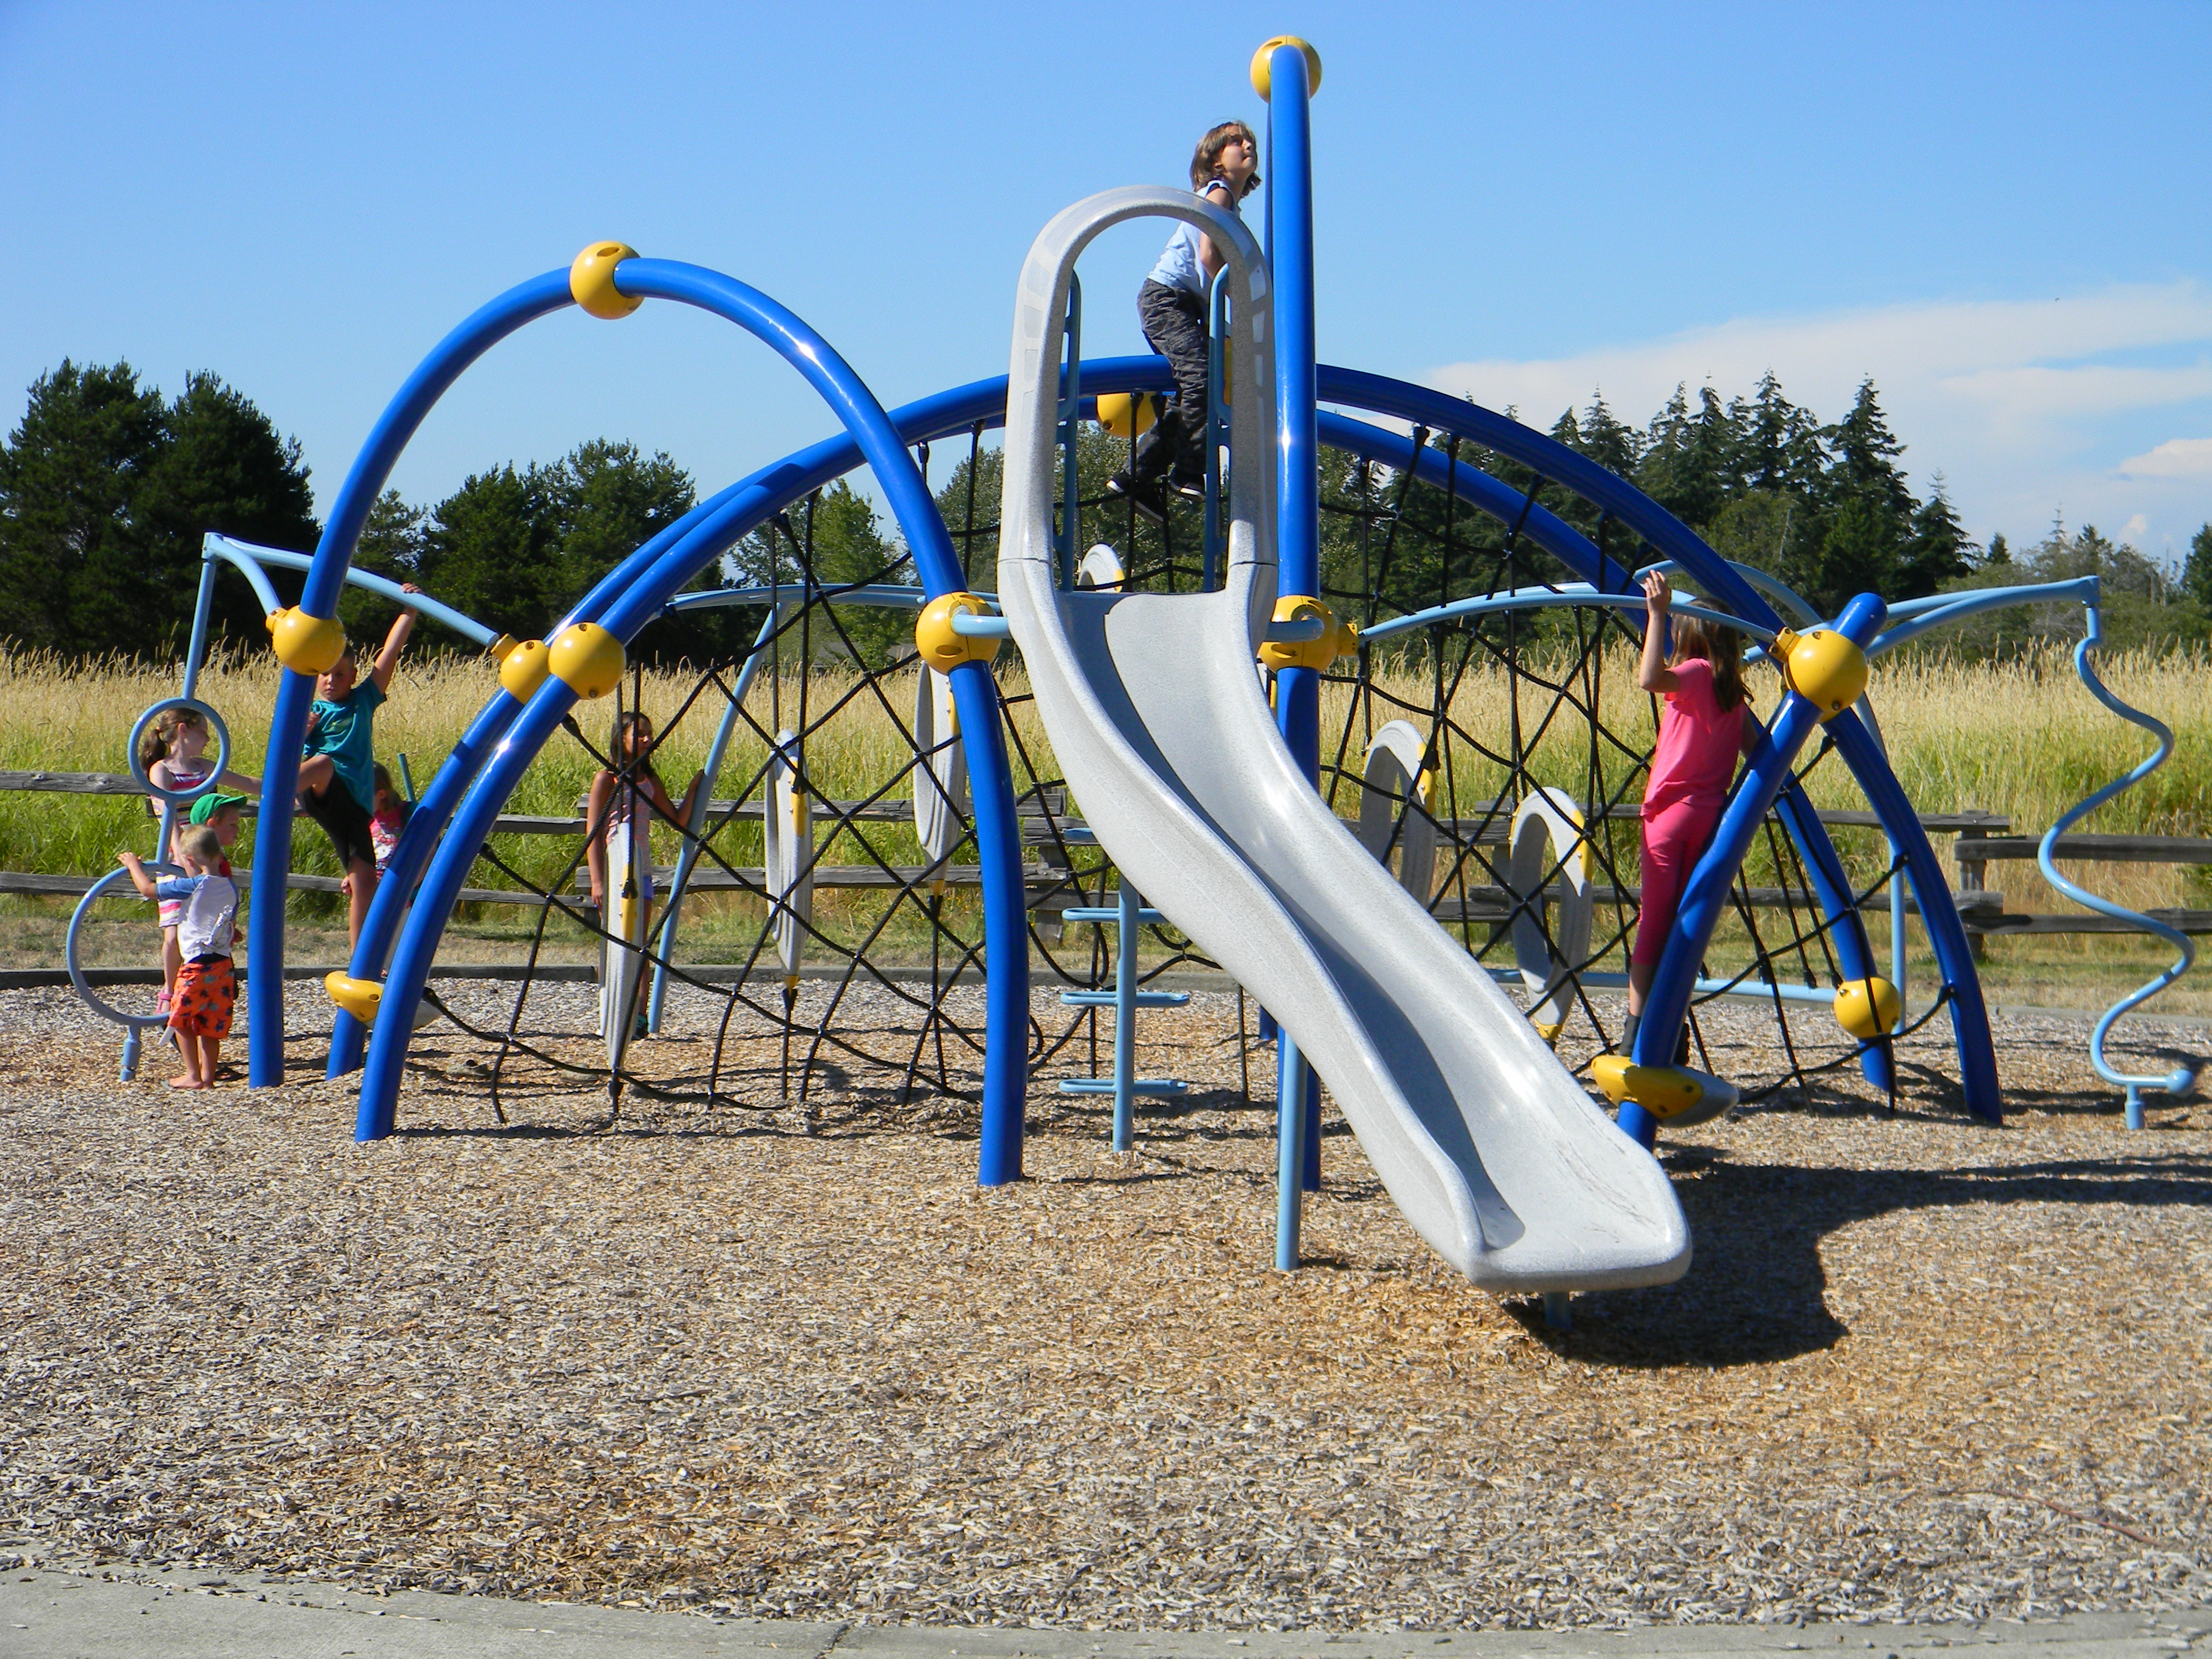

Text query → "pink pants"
[1634,799,1724,966]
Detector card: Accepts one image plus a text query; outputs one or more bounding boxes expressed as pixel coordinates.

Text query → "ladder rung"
[1062,906,1167,924]
[1057,990,1190,1008]
[1057,1078,1188,1097]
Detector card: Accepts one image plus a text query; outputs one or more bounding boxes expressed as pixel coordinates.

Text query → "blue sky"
[3,2,2208,562]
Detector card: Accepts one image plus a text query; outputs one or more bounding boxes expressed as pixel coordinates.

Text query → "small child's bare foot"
[165,1074,206,1090]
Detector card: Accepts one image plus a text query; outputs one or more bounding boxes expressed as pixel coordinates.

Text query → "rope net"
[406,408,1939,1128]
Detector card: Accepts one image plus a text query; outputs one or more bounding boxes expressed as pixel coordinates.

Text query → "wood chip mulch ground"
[2,980,2208,1632]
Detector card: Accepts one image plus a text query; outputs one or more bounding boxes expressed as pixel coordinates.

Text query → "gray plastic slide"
[997,189,1688,1291]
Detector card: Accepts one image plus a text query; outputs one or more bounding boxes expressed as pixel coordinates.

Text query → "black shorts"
[302,780,379,872]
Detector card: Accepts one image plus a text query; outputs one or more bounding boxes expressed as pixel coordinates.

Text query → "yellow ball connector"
[570,241,641,320]
[914,593,1001,673]
[496,636,552,702]
[269,607,347,676]
[549,623,627,700]
[1250,36,1322,100]
[1834,977,1902,1041]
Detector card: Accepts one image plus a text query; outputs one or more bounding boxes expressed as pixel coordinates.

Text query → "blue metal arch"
[350,259,1040,1151]
[251,272,575,1086]
[1313,367,2001,1125]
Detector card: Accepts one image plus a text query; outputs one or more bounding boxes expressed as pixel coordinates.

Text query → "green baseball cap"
[188,791,252,825]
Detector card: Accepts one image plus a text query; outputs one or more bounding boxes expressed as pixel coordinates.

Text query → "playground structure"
[81,41,2199,1300]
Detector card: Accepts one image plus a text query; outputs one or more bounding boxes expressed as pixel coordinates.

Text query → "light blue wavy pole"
[1268,40,1326,1196]
[2038,598,2198,1128]
[356,260,1032,1176]
[1619,594,1890,1146]
[1318,366,1998,1124]
[248,270,575,1086]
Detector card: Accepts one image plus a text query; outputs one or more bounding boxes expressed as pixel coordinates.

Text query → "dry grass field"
[1,641,2206,1012]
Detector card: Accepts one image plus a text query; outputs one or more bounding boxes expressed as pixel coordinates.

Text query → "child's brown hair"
[137,706,206,773]
[1670,604,1749,713]
[1190,121,1260,197]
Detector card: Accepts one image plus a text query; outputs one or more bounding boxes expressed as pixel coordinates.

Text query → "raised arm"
[368,583,422,694]
[1637,570,1684,696]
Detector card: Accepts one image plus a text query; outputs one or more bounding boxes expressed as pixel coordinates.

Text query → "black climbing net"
[1308,425,1959,1107]
[409,425,1253,1131]
[408,400,1953,1130]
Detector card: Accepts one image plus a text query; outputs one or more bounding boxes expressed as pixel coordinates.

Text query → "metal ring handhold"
[127,697,233,807]
[68,863,182,1032]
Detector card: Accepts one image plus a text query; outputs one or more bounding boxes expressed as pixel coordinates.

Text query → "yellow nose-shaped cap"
[570,241,642,320]
[325,973,383,1025]
[1251,36,1323,99]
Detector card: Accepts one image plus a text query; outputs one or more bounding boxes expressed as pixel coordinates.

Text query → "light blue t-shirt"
[1146,180,1243,297]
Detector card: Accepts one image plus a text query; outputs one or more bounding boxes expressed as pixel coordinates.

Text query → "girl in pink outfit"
[1624,571,1759,1057]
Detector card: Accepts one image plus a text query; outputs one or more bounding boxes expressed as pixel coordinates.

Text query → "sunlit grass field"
[5,641,2206,1011]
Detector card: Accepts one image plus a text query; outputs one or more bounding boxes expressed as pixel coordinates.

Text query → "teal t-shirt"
[303,681,387,811]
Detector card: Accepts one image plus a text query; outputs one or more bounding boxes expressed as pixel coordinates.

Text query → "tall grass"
[2,640,2203,961]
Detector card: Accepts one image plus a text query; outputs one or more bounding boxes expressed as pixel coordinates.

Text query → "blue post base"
[1543,1291,1572,1332]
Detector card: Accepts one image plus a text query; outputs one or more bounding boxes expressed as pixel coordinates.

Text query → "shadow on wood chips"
[1543,1146,2212,1369]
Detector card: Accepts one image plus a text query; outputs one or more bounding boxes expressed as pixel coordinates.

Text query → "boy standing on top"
[297,585,422,947]
[1105,120,1261,524]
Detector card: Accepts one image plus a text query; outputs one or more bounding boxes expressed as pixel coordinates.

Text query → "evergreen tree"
[2183,523,2212,612]
[1733,370,1825,497]
[1896,473,1975,598]
[1984,531,2010,567]
[0,360,317,656]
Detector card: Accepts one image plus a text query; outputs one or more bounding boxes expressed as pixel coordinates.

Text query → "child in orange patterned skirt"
[119,824,238,1089]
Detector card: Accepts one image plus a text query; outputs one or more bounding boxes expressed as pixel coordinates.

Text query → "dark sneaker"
[1105,471,1168,527]
[1171,477,1207,504]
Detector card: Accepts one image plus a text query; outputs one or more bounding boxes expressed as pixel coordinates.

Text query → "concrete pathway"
[2,1569,2205,1659]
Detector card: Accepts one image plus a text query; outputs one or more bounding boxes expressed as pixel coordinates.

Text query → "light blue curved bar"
[251,268,575,1087]
[1357,587,1778,648]
[1869,577,2102,656]
[204,532,498,649]
[357,259,1032,1173]
[1619,594,1892,1145]
[201,533,284,617]
[2039,599,2197,1125]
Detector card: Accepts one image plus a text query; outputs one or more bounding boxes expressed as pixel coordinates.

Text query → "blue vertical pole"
[1276,1036,1307,1271]
[1203,272,1229,592]
[1268,39,1326,1199]
[1113,878,1138,1152]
